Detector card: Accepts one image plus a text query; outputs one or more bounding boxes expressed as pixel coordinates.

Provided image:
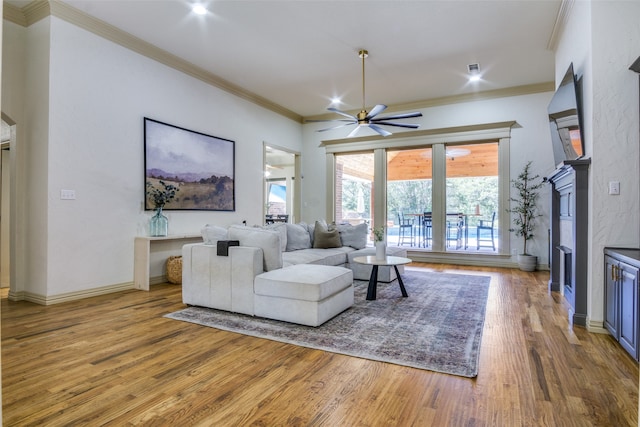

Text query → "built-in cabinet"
[604,248,640,360]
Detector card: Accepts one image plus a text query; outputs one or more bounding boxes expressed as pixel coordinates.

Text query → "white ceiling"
[9,0,562,118]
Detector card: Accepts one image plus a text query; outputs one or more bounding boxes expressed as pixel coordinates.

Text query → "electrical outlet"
[60,189,76,200]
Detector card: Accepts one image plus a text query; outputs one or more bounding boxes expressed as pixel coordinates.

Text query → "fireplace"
[557,245,572,293]
[547,159,590,326]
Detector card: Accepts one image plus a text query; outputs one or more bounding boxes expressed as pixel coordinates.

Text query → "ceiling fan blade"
[318,122,357,132]
[347,125,363,138]
[306,119,355,123]
[373,111,423,121]
[365,104,388,120]
[371,121,420,129]
[369,124,392,137]
[327,107,358,120]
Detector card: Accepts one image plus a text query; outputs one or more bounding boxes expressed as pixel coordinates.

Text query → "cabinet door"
[618,262,639,360]
[604,256,619,338]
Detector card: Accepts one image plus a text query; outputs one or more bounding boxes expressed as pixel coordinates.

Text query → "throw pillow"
[201,224,228,246]
[228,225,283,271]
[337,222,368,249]
[313,221,342,249]
[307,219,327,247]
[286,222,311,251]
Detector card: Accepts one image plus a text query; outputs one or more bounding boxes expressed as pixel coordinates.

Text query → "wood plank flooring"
[2,263,638,426]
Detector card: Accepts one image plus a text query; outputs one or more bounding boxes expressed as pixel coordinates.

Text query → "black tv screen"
[547,63,584,167]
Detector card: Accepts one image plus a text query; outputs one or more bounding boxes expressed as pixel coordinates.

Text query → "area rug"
[165,270,490,377]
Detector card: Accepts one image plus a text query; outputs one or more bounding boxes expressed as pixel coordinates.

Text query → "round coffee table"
[352,255,412,300]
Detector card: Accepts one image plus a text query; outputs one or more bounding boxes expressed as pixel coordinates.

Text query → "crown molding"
[3,2,28,26]
[305,82,555,122]
[4,0,303,123]
[5,1,554,127]
[3,0,51,26]
[547,0,574,52]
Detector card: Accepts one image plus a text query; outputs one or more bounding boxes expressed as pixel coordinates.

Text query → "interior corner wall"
[301,91,556,266]
[554,1,640,326]
[5,16,302,299]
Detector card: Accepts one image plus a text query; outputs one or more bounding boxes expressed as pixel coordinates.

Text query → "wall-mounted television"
[547,63,585,167]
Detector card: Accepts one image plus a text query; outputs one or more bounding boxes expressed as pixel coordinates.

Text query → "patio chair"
[421,212,432,247]
[477,211,496,250]
[396,212,414,246]
[276,214,289,223]
[446,213,464,249]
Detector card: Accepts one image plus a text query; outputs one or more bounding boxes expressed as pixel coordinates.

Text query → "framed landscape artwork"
[144,117,235,211]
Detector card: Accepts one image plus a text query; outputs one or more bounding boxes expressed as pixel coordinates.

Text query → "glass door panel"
[445,142,499,252]
[386,147,432,248]
[335,153,374,243]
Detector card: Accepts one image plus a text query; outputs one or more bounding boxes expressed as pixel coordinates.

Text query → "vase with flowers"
[373,226,386,260]
[146,180,179,237]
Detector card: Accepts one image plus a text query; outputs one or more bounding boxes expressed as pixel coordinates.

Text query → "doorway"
[263,144,300,224]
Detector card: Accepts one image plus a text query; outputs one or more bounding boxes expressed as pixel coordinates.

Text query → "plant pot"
[517,254,537,272]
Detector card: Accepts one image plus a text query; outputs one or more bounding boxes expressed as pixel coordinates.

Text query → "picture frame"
[144,117,235,211]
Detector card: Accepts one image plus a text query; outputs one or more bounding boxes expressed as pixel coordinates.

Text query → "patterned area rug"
[165,270,490,377]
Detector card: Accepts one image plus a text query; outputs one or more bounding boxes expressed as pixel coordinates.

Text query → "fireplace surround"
[547,159,590,326]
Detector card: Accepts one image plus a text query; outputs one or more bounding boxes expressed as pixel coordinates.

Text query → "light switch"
[608,181,620,195]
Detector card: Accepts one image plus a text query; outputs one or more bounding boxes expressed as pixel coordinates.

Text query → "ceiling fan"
[308,49,423,137]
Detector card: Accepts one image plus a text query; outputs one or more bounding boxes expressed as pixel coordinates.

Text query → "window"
[324,121,512,256]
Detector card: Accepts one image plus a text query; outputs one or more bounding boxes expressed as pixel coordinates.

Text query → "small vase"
[375,241,386,260]
[149,207,168,237]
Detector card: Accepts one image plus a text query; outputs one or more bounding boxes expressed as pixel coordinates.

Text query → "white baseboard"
[9,281,136,305]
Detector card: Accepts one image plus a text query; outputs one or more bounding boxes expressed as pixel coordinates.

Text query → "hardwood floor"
[2,263,638,426]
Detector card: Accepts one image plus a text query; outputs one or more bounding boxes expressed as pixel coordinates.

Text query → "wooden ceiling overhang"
[326,122,515,181]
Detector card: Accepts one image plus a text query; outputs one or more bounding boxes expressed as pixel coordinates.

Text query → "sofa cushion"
[313,221,341,249]
[282,247,353,267]
[337,222,368,249]
[201,224,228,245]
[286,222,312,251]
[262,223,287,252]
[228,225,283,272]
[254,264,353,302]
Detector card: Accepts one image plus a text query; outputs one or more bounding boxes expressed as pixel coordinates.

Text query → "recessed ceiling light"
[192,4,208,15]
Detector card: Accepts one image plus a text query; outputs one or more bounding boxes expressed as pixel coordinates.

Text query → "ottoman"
[348,246,407,282]
[254,264,354,327]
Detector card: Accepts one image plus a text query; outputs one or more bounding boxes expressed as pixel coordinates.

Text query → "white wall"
[301,91,556,265]
[555,1,640,326]
[3,16,302,298]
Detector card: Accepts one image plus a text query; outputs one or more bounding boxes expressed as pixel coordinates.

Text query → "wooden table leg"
[395,265,408,297]
[366,265,379,300]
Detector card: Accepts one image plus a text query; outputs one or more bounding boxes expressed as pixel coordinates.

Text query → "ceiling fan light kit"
[309,49,423,137]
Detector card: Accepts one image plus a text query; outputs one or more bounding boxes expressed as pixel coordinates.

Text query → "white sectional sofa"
[182,221,407,326]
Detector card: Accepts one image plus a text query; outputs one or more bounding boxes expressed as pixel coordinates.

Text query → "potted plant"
[373,226,386,260]
[507,161,544,271]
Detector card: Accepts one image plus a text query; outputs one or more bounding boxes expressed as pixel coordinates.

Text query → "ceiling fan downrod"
[359,49,369,120]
